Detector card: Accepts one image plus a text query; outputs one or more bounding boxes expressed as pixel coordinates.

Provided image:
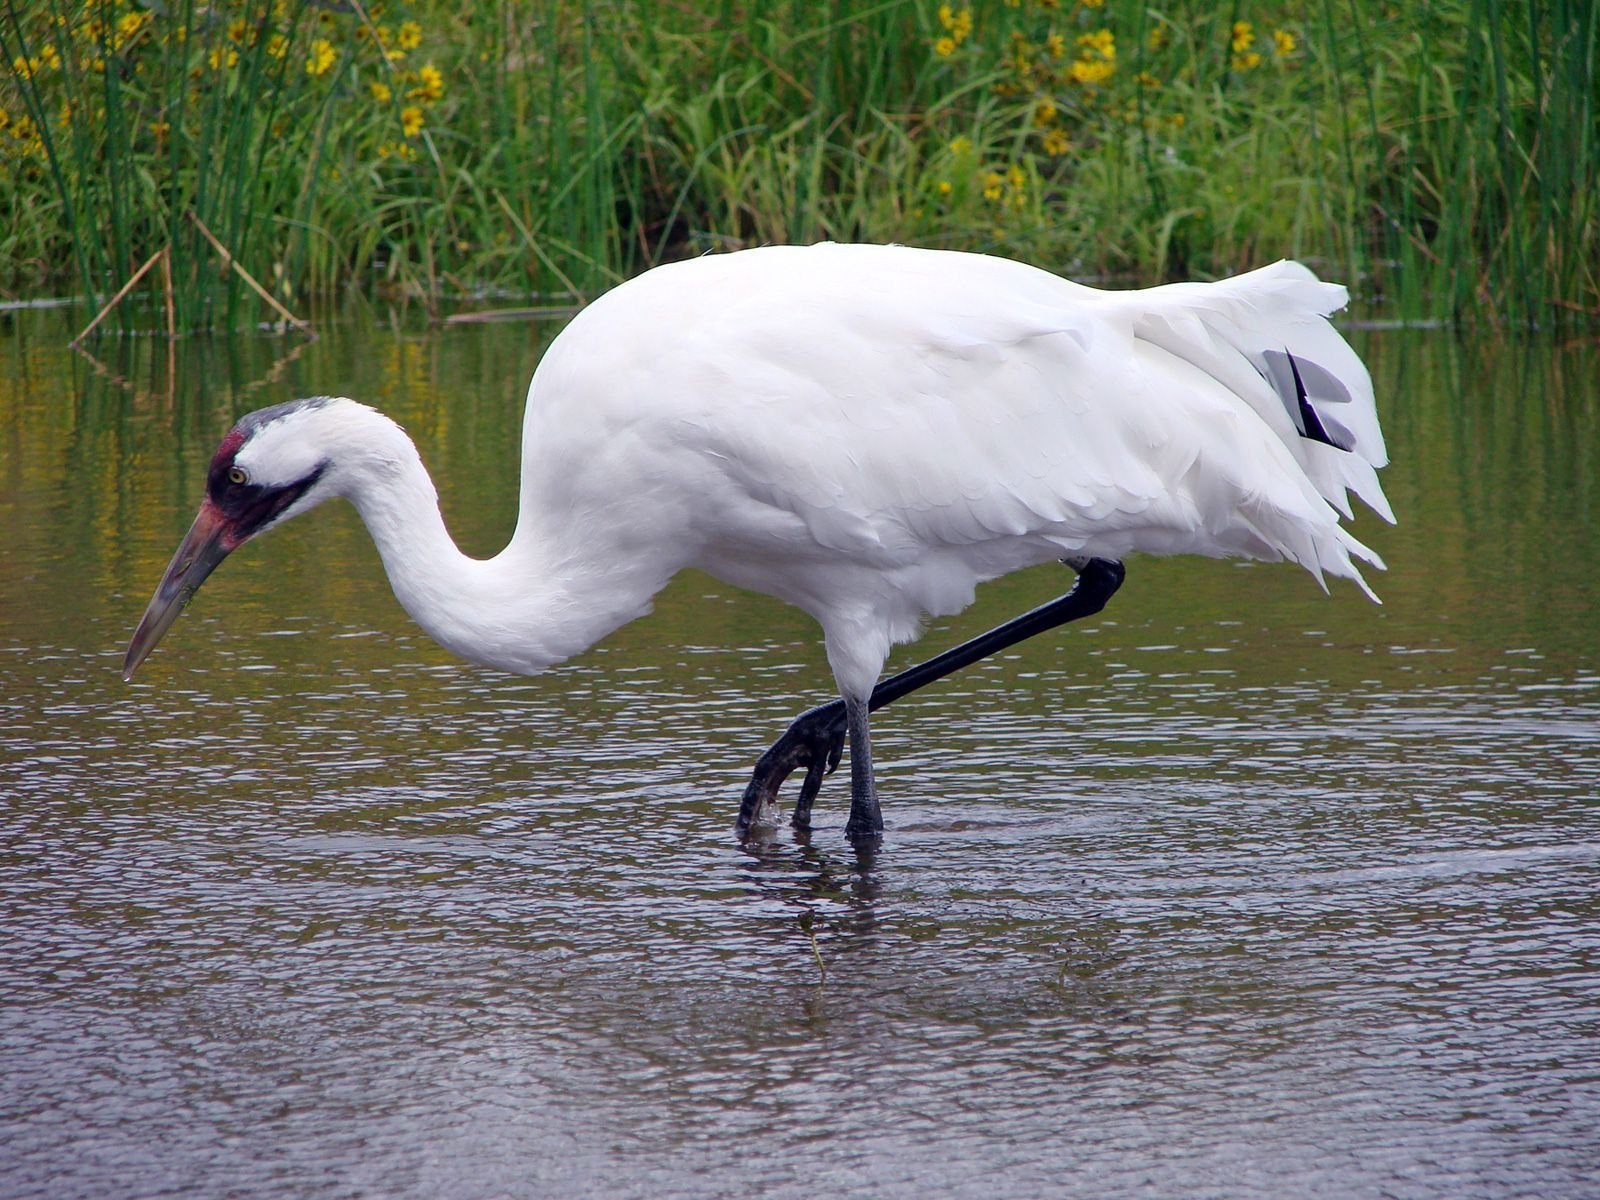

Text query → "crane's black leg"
[736,556,1126,837]
[842,691,882,842]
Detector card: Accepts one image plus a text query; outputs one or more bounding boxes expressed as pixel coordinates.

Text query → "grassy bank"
[1,0,1595,330]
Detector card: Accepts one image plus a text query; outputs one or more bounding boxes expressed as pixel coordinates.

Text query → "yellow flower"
[228,18,250,44]
[11,54,34,81]
[937,180,953,195]
[400,105,425,137]
[1041,128,1070,156]
[37,43,60,70]
[1148,24,1169,50]
[1045,32,1066,59]
[1273,28,1297,56]
[409,63,444,102]
[1232,50,1262,71]
[934,35,957,57]
[397,21,423,50]
[1231,21,1254,52]
[209,45,238,70]
[1068,57,1114,85]
[266,34,287,59]
[1033,98,1057,127]
[1007,164,1026,189]
[936,5,972,45]
[982,171,1004,200]
[306,38,336,77]
[370,81,392,103]
[1078,29,1115,60]
[115,10,149,46]
[947,135,973,155]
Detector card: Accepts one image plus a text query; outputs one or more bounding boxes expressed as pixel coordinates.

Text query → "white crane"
[123,242,1393,843]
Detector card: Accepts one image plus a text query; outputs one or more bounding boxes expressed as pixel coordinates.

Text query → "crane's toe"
[735,700,847,837]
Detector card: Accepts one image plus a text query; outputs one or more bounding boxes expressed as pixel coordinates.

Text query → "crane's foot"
[736,699,847,837]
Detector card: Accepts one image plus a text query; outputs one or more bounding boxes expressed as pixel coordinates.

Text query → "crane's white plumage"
[514,243,1389,694]
[126,242,1393,839]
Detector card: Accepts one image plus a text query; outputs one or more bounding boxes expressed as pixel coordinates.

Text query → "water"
[2,313,1598,1198]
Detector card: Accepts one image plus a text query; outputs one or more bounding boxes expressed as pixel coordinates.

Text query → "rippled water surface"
[3,315,1598,1198]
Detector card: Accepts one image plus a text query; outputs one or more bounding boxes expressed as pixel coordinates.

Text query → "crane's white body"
[232,243,1391,702]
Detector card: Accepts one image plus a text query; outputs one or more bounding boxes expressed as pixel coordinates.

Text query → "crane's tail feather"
[1118,261,1394,530]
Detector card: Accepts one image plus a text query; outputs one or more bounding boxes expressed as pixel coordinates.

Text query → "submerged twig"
[188,213,316,339]
[70,246,168,346]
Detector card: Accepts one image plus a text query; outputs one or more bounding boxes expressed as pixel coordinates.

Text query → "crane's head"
[122,397,349,680]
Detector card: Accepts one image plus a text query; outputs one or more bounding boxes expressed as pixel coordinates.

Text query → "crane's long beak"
[123,501,236,681]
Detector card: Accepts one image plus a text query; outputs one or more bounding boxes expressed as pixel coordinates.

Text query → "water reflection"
[2,317,1599,1198]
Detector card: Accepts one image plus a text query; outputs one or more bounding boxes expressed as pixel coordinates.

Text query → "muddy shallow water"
[3,317,1598,1197]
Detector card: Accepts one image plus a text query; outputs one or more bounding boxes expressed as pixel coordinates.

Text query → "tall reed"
[1,0,1595,330]
[1317,0,1598,325]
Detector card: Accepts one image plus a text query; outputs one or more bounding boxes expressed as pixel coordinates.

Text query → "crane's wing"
[526,244,1392,621]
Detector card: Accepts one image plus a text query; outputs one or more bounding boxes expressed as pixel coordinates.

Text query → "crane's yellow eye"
[228,466,248,486]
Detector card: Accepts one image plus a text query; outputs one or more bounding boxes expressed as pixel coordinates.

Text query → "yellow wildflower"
[948,135,973,155]
[228,18,250,44]
[982,171,1004,201]
[115,10,149,46]
[409,63,444,102]
[370,81,392,103]
[1041,127,1070,156]
[936,5,972,48]
[11,55,34,81]
[1045,32,1066,59]
[1078,29,1115,60]
[209,45,238,70]
[1232,50,1262,70]
[934,35,957,57]
[1148,24,1169,50]
[1034,98,1057,127]
[1007,164,1026,189]
[1273,28,1297,56]
[1231,21,1253,52]
[937,180,953,195]
[266,33,287,59]
[306,38,336,77]
[397,21,423,50]
[400,105,425,137]
[1069,57,1115,86]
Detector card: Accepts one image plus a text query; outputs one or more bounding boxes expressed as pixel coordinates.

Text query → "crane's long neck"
[339,419,661,676]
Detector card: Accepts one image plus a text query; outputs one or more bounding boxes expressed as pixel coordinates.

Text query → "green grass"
[1,0,1594,331]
